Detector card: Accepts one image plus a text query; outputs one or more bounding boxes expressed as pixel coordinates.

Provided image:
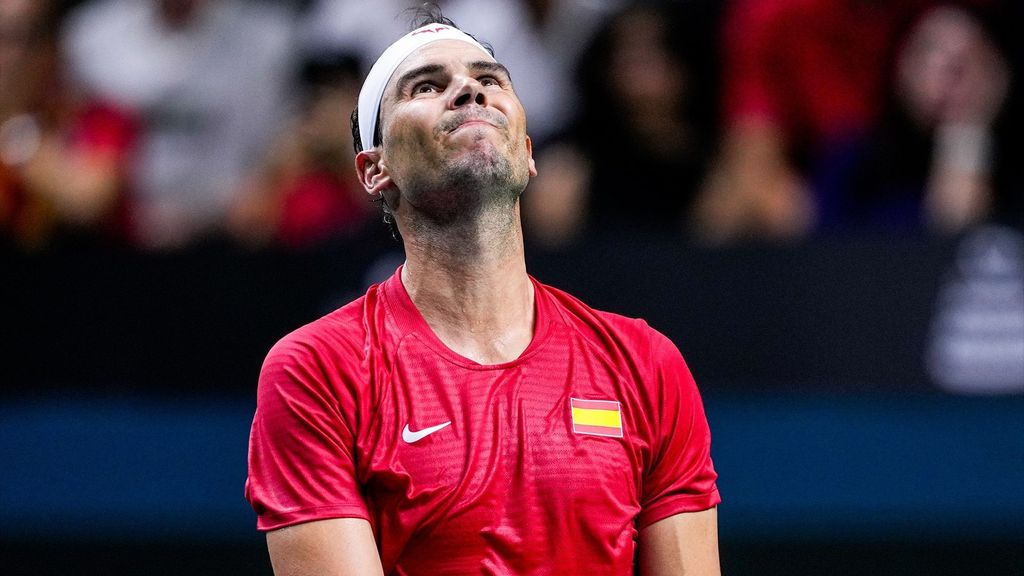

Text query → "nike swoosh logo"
[402,421,451,443]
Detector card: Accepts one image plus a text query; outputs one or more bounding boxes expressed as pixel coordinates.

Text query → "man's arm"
[267,518,384,576]
[638,507,721,576]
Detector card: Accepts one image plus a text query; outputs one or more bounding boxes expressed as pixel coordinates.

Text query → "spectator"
[694,0,930,243]
[62,0,297,249]
[1,0,136,248]
[523,0,721,247]
[824,2,1013,233]
[229,53,375,248]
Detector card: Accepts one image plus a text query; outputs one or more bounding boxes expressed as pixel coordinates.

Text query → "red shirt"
[722,0,926,145]
[278,170,370,247]
[246,269,720,574]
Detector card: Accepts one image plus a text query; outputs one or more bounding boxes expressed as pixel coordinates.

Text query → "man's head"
[352,11,536,232]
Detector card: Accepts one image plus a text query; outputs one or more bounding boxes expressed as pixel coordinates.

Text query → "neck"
[400,203,535,365]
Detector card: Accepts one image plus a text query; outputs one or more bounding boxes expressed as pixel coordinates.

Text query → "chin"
[456,152,527,191]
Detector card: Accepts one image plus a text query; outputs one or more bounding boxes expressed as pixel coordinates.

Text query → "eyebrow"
[467,60,512,82]
[392,60,513,97]
[393,63,446,97]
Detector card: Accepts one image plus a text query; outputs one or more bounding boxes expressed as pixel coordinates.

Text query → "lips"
[449,119,496,133]
[442,110,507,134]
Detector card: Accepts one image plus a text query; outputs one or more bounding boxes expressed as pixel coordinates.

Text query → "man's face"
[375,40,536,221]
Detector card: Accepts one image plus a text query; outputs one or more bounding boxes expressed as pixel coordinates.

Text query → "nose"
[449,76,487,109]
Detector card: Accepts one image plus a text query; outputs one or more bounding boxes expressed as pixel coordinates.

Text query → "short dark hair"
[349,3,493,239]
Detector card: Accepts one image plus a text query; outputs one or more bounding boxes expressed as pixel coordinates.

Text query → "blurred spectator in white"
[1,0,137,248]
[822,2,1013,233]
[694,0,932,243]
[523,0,721,247]
[229,53,374,248]
[62,0,297,249]
[301,0,620,145]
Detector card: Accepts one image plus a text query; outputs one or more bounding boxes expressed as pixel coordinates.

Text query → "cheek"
[384,122,436,173]
[386,104,441,149]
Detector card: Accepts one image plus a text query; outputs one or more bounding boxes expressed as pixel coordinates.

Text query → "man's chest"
[353,336,651,545]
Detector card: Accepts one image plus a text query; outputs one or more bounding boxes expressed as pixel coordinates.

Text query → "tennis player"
[246,7,720,575]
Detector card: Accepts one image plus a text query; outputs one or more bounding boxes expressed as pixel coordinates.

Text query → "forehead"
[386,40,497,91]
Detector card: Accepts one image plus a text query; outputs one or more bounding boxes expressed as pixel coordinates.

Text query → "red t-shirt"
[246,268,720,574]
[278,170,370,247]
[722,0,926,146]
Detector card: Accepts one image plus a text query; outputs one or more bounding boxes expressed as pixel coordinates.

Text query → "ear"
[355,149,392,196]
[525,135,537,177]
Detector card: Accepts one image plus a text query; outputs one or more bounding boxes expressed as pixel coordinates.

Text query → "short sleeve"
[637,331,720,529]
[245,334,369,531]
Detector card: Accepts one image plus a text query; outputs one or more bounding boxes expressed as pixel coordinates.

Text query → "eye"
[479,76,499,87]
[413,82,439,95]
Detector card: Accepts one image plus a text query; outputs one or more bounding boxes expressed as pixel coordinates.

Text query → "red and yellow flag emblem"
[570,398,623,437]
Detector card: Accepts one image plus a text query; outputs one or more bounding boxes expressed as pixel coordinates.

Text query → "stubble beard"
[394,133,530,262]
[409,133,528,227]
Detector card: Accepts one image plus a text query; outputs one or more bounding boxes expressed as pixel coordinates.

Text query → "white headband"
[357,24,491,152]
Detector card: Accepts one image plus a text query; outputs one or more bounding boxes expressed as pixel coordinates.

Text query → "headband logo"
[411,26,452,36]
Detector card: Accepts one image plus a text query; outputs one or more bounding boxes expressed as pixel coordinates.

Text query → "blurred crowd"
[1,0,1020,252]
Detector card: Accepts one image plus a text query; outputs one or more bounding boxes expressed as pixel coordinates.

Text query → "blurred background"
[1,0,1022,574]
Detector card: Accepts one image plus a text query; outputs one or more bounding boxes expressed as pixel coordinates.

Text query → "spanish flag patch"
[570,398,623,438]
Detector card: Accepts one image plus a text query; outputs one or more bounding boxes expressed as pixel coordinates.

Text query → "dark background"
[3,0,1023,573]
[2,229,1022,575]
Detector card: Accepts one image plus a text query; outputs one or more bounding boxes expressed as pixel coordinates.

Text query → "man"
[246,9,720,575]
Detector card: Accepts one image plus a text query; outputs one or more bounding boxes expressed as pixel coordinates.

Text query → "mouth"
[449,119,496,133]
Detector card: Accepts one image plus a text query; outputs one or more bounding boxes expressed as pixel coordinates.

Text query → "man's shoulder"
[538,281,691,398]
[538,281,671,354]
[253,286,392,418]
[264,290,376,369]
